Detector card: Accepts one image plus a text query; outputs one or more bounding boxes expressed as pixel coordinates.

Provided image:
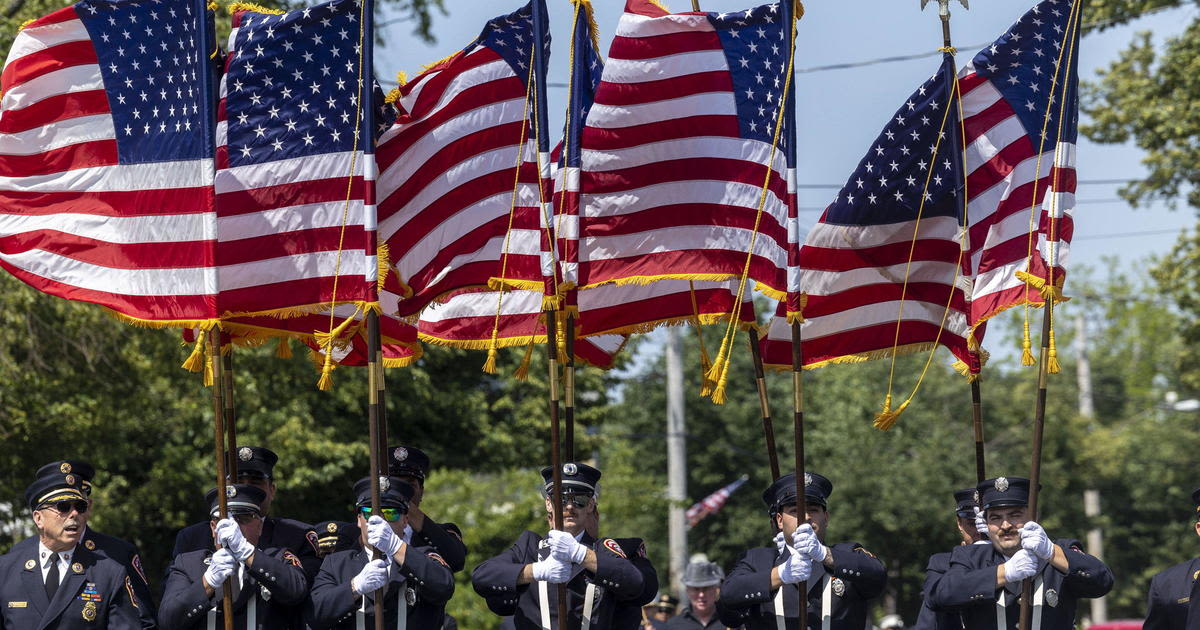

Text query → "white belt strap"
[821,576,832,630]
[207,607,216,630]
[247,593,256,630]
[356,588,367,630]
[1031,577,1044,630]
[396,587,408,630]
[581,583,597,630]
[995,585,1007,630]
[538,581,553,630]
[772,585,787,630]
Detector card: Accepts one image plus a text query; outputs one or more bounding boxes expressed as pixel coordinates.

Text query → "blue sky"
[375,0,1197,277]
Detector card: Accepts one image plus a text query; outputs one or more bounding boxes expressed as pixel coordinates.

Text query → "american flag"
[761,0,1081,371]
[377,1,552,318]
[573,0,792,298]
[215,0,381,318]
[686,475,748,528]
[0,0,216,325]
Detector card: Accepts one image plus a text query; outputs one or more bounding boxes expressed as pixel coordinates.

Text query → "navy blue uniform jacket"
[927,538,1113,630]
[914,551,962,630]
[82,528,157,630]
[0,537,143,630]
[471,531,658,630]
[304,545,454,630]
[716,541,887,630]
[411,520,468,573]
[158,546,308,630]
[1145,558,1200,630]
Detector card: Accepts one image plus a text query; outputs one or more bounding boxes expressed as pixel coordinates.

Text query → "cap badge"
[238,447,253,462]
[84,540,96,551]
[563,463,578,476]
[994,477,1009,492]
[225,485,237,498]
[71,562,83,574]
[24,559,35,570]
[379,476,391,492]
[804,473,813,487]
[393,447,408,462]
[1045,588,1059,607]
[59,463,71,474]
[326,522,338,533]
[64,474,76,486]
[831,577,845,597]
[82,601,97,622]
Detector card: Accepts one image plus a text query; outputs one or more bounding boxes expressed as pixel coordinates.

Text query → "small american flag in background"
[761,0,1080,371]
[215,0,380,317]
[0,0,216,324]
[686,475,749,528]
[573,0,792,297]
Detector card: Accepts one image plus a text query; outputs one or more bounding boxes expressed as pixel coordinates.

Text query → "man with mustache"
[913,488,989,630]
[1142,487,1200,630]
[0,472,142,628]
[927,477,1113,630]
[158,485,309,630]
[472,463,659,629]
[716,472,887,630]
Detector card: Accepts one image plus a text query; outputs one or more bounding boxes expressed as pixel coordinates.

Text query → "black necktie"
[44,553,59,601]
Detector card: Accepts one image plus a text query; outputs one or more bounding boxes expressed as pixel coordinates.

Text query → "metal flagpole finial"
[921,0,969,13]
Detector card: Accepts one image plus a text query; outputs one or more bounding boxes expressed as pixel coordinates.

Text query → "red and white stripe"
[571,0,789,295]
[0,7,218,324]
[377,41,549,319]
[213,10,375,318]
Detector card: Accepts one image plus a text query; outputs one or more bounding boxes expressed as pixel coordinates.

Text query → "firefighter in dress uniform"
[913,487,990,630]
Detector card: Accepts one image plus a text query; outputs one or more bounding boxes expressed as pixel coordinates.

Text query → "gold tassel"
[698,342,715,398]
[204,353,214,387]
[1021,320,1036,366]
[275,338,293,359]
[709,369,730,405]
[181,330,207,373]
[316,354,335,391]
[873,394,909,431]
[1047,328,1060,374]
[513,343,535,380]
[482,347,498,374]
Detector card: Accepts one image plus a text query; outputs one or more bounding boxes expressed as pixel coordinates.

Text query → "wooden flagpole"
[366,311,387,630]
[564,315,576,461]
[1017,302,1053,630]
[207,335,235,630]
[219,332,239,479]
[747,318,781,480]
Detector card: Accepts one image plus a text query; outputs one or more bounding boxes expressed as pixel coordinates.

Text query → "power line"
[793,179,1146,191]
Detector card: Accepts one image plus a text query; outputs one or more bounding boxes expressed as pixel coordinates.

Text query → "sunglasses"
[40,499,89,516]
[359,506,406,522]
[558,494,592,509]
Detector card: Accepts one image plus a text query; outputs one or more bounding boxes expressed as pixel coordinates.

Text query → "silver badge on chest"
[831,578,845,597]
[260,585,272,602]
[405,587,417,607]
[1045,588,1059,607]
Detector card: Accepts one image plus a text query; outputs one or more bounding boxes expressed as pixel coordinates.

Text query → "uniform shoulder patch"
[131,554,148,584]
[602,539,626,559]
[426,552,450,569]
[306,530,320,553]
[283,551,301,567]
[445,523,464,543]
[854,546,877,559]
[125,576,140,609]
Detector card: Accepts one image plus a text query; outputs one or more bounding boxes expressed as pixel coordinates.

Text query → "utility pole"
[1077,311,1107,624]
[665,327,689,598]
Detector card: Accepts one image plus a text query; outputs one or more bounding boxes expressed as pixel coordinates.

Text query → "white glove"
[214,518,255,563]
[546,529,588,564]
[203,548,237,590]
[367,515,405,559]
[777,545,811,585]
[1002,549,1039,583]
[531,556,574,583]
[1020,522,1054,560]
[351,559,390,595]
[974,507,988,535]
[773,532,787,556]
[793,524,826,563]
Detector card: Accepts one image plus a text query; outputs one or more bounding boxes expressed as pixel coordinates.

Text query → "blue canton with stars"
[76,0,209,164]
[708,3,790,150]
[563,9,602,168]
[968,0,1080,146]
[470,2,550,88]
[824,56,961,226]
[225,0,380,167]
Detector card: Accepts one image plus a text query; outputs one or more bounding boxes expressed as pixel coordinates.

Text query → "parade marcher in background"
[717,472,887,630]
[927,477,1113,630]
[913,487,990,630]
[159,485,308,630]
[305,476,455,630]
[0,472,142,629]
[171,446,320,579]
[472,462,659,629]
[385,445,469,572]
[313,521,359,558]
[668,559,726,629]
[643,593,679,630]
[34,460,157,630]
[1144,487,1200,630]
